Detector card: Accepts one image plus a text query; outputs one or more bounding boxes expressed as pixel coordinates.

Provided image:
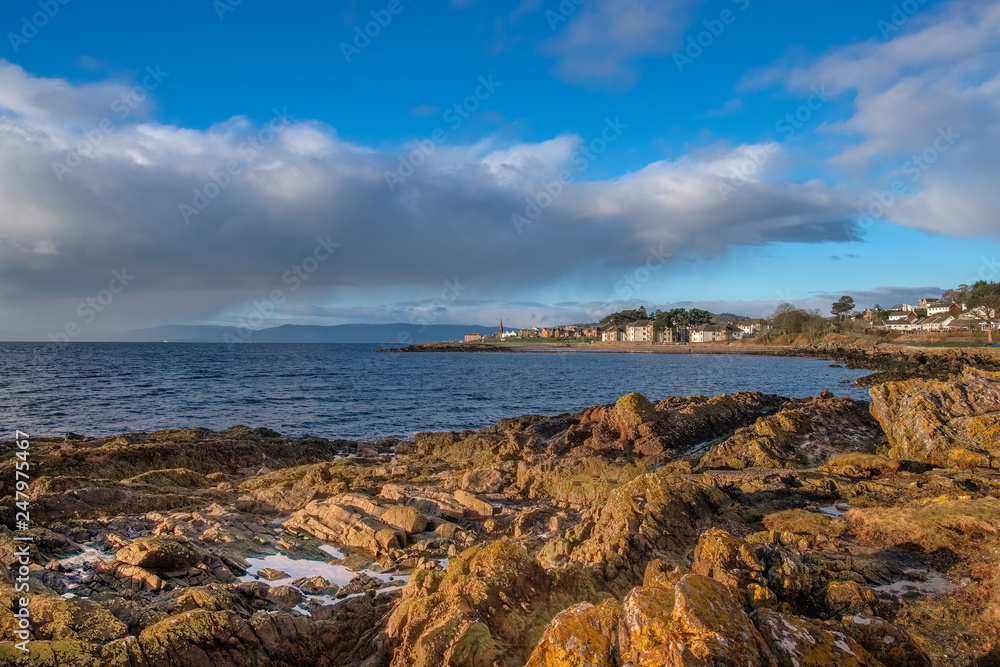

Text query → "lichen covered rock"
[523,600,621,667]
[869,366,1000,465]
[700,395,882,470]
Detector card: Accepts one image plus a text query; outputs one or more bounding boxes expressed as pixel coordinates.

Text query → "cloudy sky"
[1,0,999,338]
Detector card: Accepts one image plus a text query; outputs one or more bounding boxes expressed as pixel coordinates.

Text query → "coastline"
[4,367,1000,664]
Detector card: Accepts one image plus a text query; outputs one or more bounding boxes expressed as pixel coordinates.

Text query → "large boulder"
[385,538,600,667]
[381,505,428,534]
[839,614,931,667]
[116,536,205,571]
[700,395,883,470]
[579,391,788,457]
[754,608,880,667]
[528,571,777,666]
[523,600,621,667]
[453,489,495,517]
[101,536,235,591]
[569,470,727,594]
[460,468,508,494]
[869,366,1000,465]
[285,499,399,554]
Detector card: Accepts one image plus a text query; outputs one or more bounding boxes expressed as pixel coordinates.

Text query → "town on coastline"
[462,287,999,346]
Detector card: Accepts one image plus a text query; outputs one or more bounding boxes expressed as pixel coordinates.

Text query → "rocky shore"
[3,366,1000,665]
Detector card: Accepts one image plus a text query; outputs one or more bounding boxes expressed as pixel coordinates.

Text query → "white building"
[689,324,728,343]
[626,320,654,342]
[736,319,771,337]
[602,326,625,342]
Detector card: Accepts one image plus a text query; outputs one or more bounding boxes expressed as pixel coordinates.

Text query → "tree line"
[600,306,714,333]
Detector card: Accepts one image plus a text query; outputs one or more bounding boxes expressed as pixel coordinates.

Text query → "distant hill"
[86,323,497,344]
[711,313,747,324]
[248,324,495,344]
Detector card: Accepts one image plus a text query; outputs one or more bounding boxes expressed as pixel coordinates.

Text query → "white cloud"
[539,0,702,89]
[0,60,859,333]
[765,0,1000,237]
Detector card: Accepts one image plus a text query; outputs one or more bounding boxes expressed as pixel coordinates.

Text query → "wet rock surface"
[1,365,999,665]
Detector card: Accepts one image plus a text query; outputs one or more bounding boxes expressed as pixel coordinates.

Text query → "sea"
[0,343,872,441]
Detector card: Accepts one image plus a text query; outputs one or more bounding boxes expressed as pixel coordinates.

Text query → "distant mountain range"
[65,323,498,344]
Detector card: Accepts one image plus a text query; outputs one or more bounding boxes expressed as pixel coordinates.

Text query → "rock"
[257,568,290,581]
[382,505,428,534]
[824,581,878,616]
[693,527,766,590]
[617,573,776,666]
[700,395,882,470]
[524,600,621,667]
[4,382,993,666]
[285,500,400,554]
[754,608,880,666]
[569,470,725,594]
[115,535,203,571]
[869,366,1000,464]
[460,468,508,494]
[338,572,383,597]
[578,391,788,457]
[454,489,495,517]
[384,538,596,667]
[264,584,302,609]
[247,483,317,513]
[29,596,128,643]
[379,483,468,521]
[291,575,340,596]
[839,614,931,666]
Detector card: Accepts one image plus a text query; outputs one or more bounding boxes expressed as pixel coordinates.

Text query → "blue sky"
[1,0,999,336]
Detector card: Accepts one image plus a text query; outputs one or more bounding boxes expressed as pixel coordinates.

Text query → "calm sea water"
[0,343,871,440]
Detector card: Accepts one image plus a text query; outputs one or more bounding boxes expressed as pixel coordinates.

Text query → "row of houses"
[513,325,602,339]
[600,319,772,344]
[879,313,990,333]
[865,300,967,323]
[466,324,603,341]
[867,298,997,333]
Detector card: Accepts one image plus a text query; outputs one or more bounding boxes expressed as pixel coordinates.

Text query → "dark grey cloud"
[0,61,862,334]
